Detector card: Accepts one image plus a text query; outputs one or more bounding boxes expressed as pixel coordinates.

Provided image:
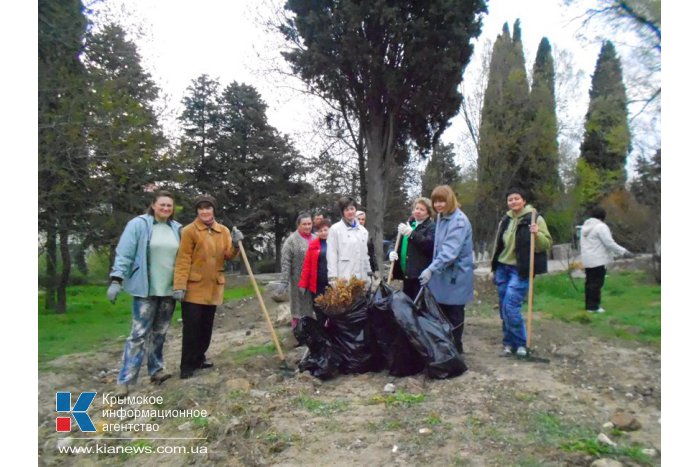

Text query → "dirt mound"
[38,281,660,466]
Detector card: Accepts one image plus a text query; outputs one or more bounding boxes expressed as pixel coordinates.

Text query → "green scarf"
[400,220,417,272]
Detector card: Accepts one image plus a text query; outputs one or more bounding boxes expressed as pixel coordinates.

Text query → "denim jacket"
[110,214,183,298]
[427,208,474,306]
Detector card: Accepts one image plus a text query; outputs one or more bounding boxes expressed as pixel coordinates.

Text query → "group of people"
[108,185,630,395]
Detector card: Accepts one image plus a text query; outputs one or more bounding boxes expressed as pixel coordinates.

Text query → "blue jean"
[495,264,528,348]
[118,296,175,385]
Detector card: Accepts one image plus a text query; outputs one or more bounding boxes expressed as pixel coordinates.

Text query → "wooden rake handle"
[236,237,285,361]
[526,209,537,348]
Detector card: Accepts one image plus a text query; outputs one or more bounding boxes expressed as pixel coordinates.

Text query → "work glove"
[172,290,186,301]
[622,250,635,259]
[299,287,308,297]
[275,281,289,295]
[389,251,399,262]
[397,222,413,237]
[107,281,122,304]
[232,228,244,245]
[418,268,432,286]
[328,278,337,288]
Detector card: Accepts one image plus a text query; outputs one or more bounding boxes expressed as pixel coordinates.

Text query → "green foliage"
[281,0,487,266]
[421,142,461,197]
[578,41,630,208]
[534,271,660,345]
[598,190,651,252]
[476,20,549,243]
[177,77,314,270]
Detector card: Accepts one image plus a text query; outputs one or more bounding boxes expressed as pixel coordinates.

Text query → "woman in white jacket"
[326,196,372,284]
[580,206,631,313]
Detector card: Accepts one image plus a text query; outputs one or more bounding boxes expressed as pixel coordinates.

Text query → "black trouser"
[402,278,421,301]
[180,302,217,373]
[585,266,606,310]
[439,303,465,353]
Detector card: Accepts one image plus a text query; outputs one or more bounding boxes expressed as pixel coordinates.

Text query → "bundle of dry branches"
[314,277,366,316]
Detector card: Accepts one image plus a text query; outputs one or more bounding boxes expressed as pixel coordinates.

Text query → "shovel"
[234,232,287,368]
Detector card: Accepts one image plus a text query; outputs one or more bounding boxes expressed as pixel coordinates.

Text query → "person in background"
[298,218,332,323]
[327,196,372,285]
[107,191,182,397]
[389,197,435,300]
[580,205,632,313]
[490,187,552,356]
[312,211,326,234]
[419,186,473,353]
[173,195,244,379]
[278,212,316,327]
[356,210,379,278]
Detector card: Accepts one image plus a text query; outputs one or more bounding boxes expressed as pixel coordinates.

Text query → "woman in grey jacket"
[107,191,182,396]
[580,206,631,313]
[278,212,315,325]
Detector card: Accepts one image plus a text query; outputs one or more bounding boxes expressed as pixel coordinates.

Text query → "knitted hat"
[194,195,217,213]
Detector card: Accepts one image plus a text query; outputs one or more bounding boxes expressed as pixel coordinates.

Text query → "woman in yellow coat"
[173,195,243,379]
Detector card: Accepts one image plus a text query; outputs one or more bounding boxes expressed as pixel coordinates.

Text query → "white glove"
[419,269,432,286]
[397,222,413,237]
[107,281,122,304]
[389,251,399,262]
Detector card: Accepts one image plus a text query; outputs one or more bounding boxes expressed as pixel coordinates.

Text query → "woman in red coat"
[298,218,332,323]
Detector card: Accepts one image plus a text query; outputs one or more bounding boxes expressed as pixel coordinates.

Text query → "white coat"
[326,220,371,282]
[580,218,629,268]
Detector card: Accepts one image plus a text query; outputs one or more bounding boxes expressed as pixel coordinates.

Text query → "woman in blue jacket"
[107,191,182,397]
[418,185,474,353]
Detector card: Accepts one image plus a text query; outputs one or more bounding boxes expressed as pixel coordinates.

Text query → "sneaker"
[198,361,214,369]
[150,370,172,385]
[516,346,528,357]
[503,346,513,355]
[595,307,606,313]
[115,384,129,397]
[180,369,195,379]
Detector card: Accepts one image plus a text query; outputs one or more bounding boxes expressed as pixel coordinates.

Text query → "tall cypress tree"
[527,37,561,214]
[476,20,531,243]
[577,40,631,209]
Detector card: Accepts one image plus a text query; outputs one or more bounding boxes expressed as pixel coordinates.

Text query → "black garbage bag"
[293,316,340,380]
[390,287,467,379]
[326,295,382,374]
[369,282,424,376]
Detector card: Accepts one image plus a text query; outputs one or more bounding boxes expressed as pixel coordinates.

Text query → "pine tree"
[83,24,167,261]
[577,41,631,209]
[421,142,461,197]
[38,0,89,312]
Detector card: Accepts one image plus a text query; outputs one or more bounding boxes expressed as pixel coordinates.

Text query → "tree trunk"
[357,123,367,205]
[274,217,283,273]
[56,225,72,314]
[365,115,395,278]
[45,224,57,310]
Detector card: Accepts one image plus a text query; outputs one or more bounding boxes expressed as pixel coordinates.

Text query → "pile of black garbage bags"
[293,283,467,380]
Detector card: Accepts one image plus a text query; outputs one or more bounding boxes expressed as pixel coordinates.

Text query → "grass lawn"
[38,282,256,366]
[534,270,661,346]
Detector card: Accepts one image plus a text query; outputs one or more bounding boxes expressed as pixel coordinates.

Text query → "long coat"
[281,230,314,318]
[326,220,371,281]
[173,218,238,306]
[426,208,474,306]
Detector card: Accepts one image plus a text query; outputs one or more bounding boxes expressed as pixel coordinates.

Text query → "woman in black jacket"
[389,197,436,300]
